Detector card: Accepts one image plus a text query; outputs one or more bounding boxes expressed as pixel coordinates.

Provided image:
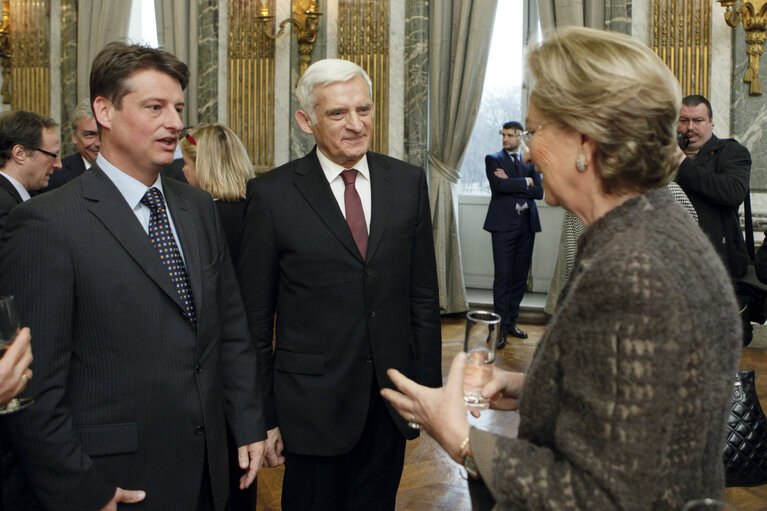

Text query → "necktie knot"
[341,168,358,186]
[141,187,165,212]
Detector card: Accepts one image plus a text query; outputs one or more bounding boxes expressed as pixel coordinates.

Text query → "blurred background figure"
[383,26,741,510]
[180,123,254,263]
[38,98,98,193]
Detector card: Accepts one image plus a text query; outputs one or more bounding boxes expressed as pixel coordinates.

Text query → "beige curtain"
[428,0,498,314]
[76,1,133,101]
[154,0,199,126]
[536,0,605,30]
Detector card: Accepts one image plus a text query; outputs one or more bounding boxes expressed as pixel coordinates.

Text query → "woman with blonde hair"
[383,27,741,509]
[180,123,254,262]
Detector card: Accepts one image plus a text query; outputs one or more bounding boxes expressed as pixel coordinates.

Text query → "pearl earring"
[576,153,586,172]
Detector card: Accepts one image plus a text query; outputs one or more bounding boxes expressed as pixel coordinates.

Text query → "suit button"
[368,311,375,318]
[195,425,205,436]
[364,354,373,363]
[365,267,373,276]
[195,363,202,374]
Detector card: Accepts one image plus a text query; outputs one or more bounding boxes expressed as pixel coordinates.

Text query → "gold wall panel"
[338,0,389,154]
[652,0,711,97]
[10,0,49,114]
[229,0,275,171]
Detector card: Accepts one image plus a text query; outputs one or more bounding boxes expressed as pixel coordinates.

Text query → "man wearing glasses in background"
[483,121,543,348]
[0,110,61,232]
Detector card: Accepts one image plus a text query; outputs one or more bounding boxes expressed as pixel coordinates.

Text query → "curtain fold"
[428,0,498,314]
[537,0,605,31]
[155,0,199,126]
[76,0,133,101]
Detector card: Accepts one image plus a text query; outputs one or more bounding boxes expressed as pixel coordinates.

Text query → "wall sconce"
[718,0,767,95]
[256,1,322,81]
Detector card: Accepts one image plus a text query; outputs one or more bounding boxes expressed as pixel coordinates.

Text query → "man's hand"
[99,488,146,510]
[494,168,509,179]
[237,440,266,489]
[264,427,285,467]
[0,327,33,405]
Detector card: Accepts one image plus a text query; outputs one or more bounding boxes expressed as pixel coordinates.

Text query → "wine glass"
[463,310,500,410]
[0,295,33,414]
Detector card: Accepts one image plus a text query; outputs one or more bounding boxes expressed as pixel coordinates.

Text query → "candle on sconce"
[259,2,269,17]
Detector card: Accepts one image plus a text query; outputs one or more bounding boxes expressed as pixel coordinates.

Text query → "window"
[127,0,159,47]
[457,1,525,196]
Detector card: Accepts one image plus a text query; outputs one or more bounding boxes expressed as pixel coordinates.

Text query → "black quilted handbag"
[723,370,767,486]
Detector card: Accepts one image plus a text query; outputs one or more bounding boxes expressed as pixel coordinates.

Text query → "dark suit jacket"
[0,164,264,511]
[0,174,22,233]
[237,148,442,456]
[676,135,751,278]
[482,150,543,233]
[38,152,87,193]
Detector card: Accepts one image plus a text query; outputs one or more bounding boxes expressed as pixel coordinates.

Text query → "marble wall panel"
[60,0,77,155]
[605,0,631,34]
[198,0,218,125]
[404,0,427,169]
[732,25,767,192]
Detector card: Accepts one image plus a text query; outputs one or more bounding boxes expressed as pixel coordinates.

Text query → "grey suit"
[0,164,264,511]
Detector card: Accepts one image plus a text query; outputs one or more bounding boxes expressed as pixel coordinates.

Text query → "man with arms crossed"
[0,43,265,510]
[238,58,442,510]
[483,121,542,347]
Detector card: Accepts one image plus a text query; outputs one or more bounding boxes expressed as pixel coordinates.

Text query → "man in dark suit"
[41,98,100,192]
[237,58,442,510]
[0,42,265,511]
[0,110,62,231]
[483,121,543,347]
[674,94,752,343]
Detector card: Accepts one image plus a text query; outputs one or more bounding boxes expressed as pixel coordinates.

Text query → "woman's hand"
[0,327,33,405]
[381,353,470,463]
[484,367,526,411]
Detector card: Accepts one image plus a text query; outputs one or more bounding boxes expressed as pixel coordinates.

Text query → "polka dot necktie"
[141,187,197,325]
[340,169,368,259]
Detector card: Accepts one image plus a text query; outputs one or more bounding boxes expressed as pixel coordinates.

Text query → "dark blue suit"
[483,150,543,331]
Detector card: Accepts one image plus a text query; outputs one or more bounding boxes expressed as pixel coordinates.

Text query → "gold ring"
[21,372,29,384]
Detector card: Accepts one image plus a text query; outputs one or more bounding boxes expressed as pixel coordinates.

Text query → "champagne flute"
[0,295,33,414]
[463,310,500,410]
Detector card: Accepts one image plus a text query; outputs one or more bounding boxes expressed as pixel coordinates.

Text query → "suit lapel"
[81,166,192,315]
[162,179,203,318]
[292,149,364,261]
[367,153,392,261]
[0,175,23,204]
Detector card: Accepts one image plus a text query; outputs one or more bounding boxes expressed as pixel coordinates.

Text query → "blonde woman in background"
[180,123,254,263]
[181,124,256,510]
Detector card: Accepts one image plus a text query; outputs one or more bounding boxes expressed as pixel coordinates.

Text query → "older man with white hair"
[237,58,442,510]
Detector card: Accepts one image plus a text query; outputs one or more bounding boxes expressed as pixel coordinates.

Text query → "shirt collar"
[315,147,370,183]
[96,154,163,209]
[0,171,30,201]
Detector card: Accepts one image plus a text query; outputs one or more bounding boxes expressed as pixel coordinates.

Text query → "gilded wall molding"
[10,0,50,114]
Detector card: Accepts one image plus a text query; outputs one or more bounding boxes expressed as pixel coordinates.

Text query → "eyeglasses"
[33,147,60,160]
[520,122,552,147]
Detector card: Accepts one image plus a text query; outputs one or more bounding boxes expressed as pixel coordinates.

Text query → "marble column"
[60,0,78,156]
[404,0,427,169]
[732,24,767,192]
[198,0,218,124]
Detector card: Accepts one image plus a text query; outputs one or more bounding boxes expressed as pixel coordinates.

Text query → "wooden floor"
[255,316,767,510]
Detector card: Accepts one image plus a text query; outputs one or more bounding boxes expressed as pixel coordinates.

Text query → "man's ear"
[92,96,113,131]
[10,144,26,164]
[295,110,314,135]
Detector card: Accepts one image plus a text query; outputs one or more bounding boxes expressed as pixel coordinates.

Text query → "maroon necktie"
[340,169,368,259]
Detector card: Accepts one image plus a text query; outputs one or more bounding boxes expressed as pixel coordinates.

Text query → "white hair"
[295,59,373,123]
